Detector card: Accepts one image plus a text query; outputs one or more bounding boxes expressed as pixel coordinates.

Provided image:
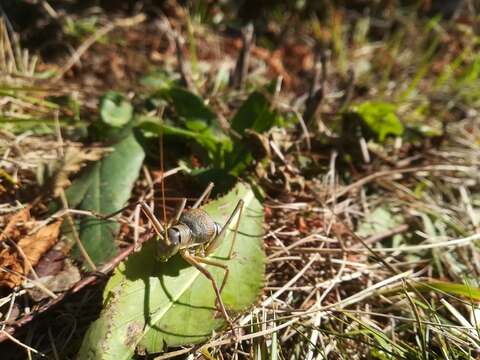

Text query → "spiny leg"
[168,198,187,227]
[180,250,236,336]
[206,200,244,257]
[192,182,214,209]
[139,201,170,245]
[190,254,229,294]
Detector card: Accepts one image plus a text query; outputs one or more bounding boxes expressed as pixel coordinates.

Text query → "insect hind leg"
[180,249,236,336]
[206,199,244,258]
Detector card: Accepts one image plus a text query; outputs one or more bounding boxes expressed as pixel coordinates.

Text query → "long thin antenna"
[158,108,168,239]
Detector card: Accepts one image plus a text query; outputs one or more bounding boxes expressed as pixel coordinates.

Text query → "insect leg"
[168,198,187,227]
[192,182,214,209]
[189,255,229,294]
[180,250,236,335]
[206,200,244,257]
[139,201,167,241]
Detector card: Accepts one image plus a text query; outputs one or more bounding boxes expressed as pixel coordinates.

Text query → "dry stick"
[230,23,254,89]
[53,14,146,81]
[303,48,326,128]
[0,265,57,300]
[0,289,18,332]
[156,270,412,360]
[267,231,480,254]
[174,33,194,91]
[5,239,57,299]
[328,164,475,204]
[155,318,300,360]
[0,236,147,343]
[339,67,355,111]
[351,223,409,248]
[238,254,320,329]
[0,330,45,357]
[59,190,96,270]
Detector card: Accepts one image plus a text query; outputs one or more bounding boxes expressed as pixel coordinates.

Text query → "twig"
[352,224,409,248]
[327,164,476,204]
[59,190,96,270]
[339,67,355,111]
[53,14,146,81]
[1,330,45,357]
[230,23,254,89]
[0,235,148,343]
[303,49,327,127]
[174,32,194,91]
[239,254,320,328]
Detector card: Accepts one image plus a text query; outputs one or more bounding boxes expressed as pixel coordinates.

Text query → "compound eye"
[167,228,181,246]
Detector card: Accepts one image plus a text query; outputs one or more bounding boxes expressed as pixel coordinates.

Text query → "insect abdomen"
[179,208,217,244]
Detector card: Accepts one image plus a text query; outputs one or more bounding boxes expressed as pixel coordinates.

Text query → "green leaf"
[353,101,404,141]
[65,133,144,265]
[154,87,232,166]
[231,91,278,135]
[140,70,176,90]
[100,91,133,127]
[77,183,265,359]
[416,280,480,300]
[161,87,225,137]
[226,91,279,176]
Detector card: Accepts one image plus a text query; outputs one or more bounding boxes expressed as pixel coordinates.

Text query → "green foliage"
[100,91,133,128]
[139,81,281,179]
[416,280,480,301]
[230,91,278,135]
[64,16,100,40]
[65,133,144,265]
[77,183,265,359]
[353,101,404,141]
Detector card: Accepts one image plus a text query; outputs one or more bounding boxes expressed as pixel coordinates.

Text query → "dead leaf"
[36,145,110,197]
[0,220,63,288]
[27,260,81,302]
[52,146,111,197]
[0,206,31,243]
[35,248,65,277]
[0,248,24,288]
[18,220,63,270]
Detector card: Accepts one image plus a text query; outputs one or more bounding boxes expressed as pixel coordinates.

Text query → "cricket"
[138,181,244,334]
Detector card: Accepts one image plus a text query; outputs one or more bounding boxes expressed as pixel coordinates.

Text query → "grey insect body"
[175,208,221,245]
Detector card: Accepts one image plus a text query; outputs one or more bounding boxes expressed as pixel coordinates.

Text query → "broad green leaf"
[160,87,225,138]
[231,91,278,135]
[136,118,229,167]
[353,101,404,141]
[65,133,144,265]
[153,87,232,166]
[100,91,133,127]
[77,183,265,359]
[227,91,279,175]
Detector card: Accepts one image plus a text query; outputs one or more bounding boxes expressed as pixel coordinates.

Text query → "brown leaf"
[28,261,81,302]
[0,206,31,243]
[52,146,110,197]
[0,248,24,288]
[17,220,63,270]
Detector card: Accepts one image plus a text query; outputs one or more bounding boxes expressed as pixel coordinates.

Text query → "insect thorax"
[176,208,220,244]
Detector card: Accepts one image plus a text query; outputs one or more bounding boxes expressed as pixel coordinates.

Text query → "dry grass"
[1,1,480,359]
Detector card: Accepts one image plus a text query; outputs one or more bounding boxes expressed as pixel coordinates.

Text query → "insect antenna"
[158,108,168,240]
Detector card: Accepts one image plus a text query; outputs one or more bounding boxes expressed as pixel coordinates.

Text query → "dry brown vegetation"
[1,1,480,359]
